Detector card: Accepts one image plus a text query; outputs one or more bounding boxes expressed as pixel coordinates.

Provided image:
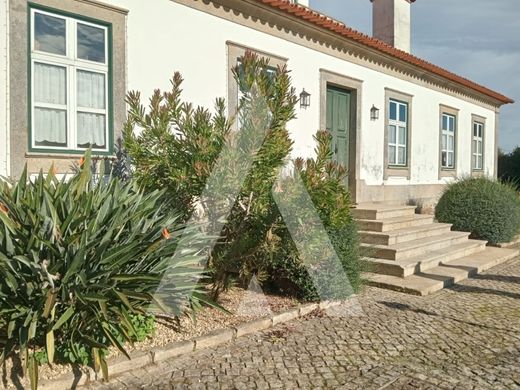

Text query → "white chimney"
[371,0,415,52]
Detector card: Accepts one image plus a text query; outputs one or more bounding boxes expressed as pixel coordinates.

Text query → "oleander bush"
[0,154,211,389]
[435,177,520,244]
[266,131,364,301]
[498,147,520,189]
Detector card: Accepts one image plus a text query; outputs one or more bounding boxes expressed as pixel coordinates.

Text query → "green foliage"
[266,131,364,301]
[435,177,520,244]
[498,147,520,189]
[123,73,232,221]
[0,153,211,388]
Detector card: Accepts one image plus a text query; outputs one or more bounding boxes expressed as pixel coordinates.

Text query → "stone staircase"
[355,203,519,296]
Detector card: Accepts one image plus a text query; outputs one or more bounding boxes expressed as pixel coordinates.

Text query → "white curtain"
[77,113,106,148]
[34,108,67,145]
[77,70,105,109]
[76,70,106,148]
[34,63,67,145]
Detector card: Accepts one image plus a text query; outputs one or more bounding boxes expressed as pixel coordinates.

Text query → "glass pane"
[448,153,454,167]
[441,151,447,167]
[389,125,397,143]
[479,125,483,138]
[77,112,106,149]
[478,156,483,169]
[442,115,448,131]
[398,127,406,145]
[34,63,66,105]
[34,12,66,55]
[399,103,407,123]
[77,23,106,63]
[478,141,483,154]
[398,146,406,165]
[472,140,477,153]
[34,107,67,147]
[450,116,455,132]
[472,155,476,169]
[389,146,396,165]
[442,134,447,150]
[389,101,397,121]
[77,70,106,109]
[473,123,478,137]
[448,135,454,151]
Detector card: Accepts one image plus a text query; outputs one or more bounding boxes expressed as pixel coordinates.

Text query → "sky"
[310,0,520,152]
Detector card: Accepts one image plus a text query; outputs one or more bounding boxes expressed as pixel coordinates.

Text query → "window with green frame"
[30,7,112,152]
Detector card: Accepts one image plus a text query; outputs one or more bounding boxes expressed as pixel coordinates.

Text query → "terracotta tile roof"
[256,0,514,105]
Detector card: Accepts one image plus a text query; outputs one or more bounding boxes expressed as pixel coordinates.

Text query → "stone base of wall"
[356,180,446,214]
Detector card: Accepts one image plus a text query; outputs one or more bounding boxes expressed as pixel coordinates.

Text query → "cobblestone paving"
[91,257,520,389]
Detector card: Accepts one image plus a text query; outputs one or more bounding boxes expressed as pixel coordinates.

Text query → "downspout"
[1,0,10,177]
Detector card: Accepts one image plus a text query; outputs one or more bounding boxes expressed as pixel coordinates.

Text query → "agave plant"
[0,152,211,389]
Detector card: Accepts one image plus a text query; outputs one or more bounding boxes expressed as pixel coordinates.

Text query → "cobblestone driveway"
[91,257,520,389]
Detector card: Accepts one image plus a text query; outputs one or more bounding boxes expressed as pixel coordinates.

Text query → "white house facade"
[0,0,514,209]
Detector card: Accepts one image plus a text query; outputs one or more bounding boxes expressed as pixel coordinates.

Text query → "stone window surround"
[9,0,127,178]
[384,88,413,180]
[319,69,363,203]
[471,113,486,177]
[438,104,459,179]
[226,41,287,128]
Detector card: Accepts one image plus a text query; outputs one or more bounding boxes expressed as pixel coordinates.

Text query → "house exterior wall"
[105,0,497,207]
[3,0,503,209]
[0,0,8,178]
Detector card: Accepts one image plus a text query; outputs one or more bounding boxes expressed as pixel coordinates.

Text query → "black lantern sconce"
[370,104,380,121]
[300,89,311,109]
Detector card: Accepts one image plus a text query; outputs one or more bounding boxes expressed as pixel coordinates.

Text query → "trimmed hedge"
[435,177,520,244]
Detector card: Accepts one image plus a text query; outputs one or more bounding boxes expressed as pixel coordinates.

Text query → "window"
[472,121,484,171]
[441,113,456,169]
[388,99,408,166]
[30,8,110,152]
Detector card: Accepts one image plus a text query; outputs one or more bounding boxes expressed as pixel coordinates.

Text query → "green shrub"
[266,131,363,301]
[435,177,520,244]
[0,153,211,388]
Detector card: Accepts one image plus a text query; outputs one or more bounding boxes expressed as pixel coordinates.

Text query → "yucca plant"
[0,152,211,389]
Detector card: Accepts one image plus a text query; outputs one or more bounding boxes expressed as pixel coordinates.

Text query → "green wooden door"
[326,86,351,174]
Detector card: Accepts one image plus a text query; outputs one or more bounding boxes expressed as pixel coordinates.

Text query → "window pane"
[450,117,456,132]
[442,115,448,131]
[473,124,478,137]
[472,140,477,153]
[448,153,454,167]
[478,156,483,169]
[34,12,66,55]
[479,125,483,138]
[398,127,406,145]
[478,141,483,154]
[472,155,476,169]
[389,101,397,121]
[77,23,106,63]
[389,125,396,143]
[34,63,66,105]
[441,151,447,167]
[442,135,447,150]
[34,108,67,147]
[77,112,106,149]
[448,135,454,151]
[399,104,407,123]
[77,70,106,109]
[389,145,396,165]
[398,146,406,165]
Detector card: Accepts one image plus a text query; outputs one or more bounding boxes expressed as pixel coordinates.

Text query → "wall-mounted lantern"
[370,104,380,121]
[300,89,311,109]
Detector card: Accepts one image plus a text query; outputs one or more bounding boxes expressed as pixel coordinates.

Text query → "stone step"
[364,240,487,277]
[365,247,519,296]
[359,223,453,245]
[362,231,471,261]
[357,214,434,233]
[352,203,417,220]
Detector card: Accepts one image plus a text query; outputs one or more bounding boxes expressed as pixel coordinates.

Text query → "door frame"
[319,69,363,203]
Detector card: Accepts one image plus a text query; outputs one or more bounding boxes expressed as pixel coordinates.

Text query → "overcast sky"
[310,0,520,152]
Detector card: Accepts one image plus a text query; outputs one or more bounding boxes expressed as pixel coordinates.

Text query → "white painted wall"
[103,0,496,188]
[0,0,8,178]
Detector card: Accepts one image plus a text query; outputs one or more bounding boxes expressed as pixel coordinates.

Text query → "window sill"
[439,168,457,178]
[385,166,411,180]
[26,151,116,159]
